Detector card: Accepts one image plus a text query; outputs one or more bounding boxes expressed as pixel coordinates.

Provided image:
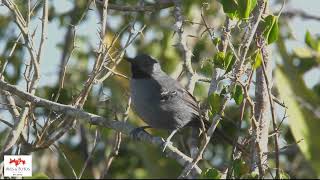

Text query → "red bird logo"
[9,158,26,167]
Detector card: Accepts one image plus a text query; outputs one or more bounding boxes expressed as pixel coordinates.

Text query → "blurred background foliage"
[0,0,319,178]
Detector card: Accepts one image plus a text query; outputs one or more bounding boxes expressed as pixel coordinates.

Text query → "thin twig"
[78,130,99,179]
[52,144,78,179]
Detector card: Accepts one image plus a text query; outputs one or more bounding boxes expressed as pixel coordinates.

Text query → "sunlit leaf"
[268,16,279,44]
[238,0,256,19]
[213,37,221,47]
[253,50,262,69]
[305,30,318,50]
[219,0,239,19]
[262,15,279,44]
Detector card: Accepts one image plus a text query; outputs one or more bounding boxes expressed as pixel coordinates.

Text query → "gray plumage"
[126,54,204,132]
[126,54,247,153]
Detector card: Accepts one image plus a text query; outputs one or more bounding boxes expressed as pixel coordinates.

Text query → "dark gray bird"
[125,54,248,154]
[125,54,207,150]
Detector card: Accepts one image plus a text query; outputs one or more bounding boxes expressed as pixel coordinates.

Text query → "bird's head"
[125,54,161,78]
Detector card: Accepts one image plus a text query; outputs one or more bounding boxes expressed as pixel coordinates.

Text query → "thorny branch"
[173,0,195,93]
[1,0,48,157]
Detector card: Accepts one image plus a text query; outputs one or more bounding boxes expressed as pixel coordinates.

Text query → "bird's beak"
[124,56,134,63]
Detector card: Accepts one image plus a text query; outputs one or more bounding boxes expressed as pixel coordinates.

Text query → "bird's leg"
[130,126,152,141]
[162,129,179,152]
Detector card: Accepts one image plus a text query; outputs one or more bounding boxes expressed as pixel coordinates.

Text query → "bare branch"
[0,80,202,175]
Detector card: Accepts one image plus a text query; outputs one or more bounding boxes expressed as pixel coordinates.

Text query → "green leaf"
[232,84,244,105]
[268,16,279,44]
[305,30,320,51]
[219,0,239,19]
[238,0,256,19]
[212,51,225,69]
[201,168,222,179]
[262,15,279,44]
[213,51,235,72]
[305,30,316,49]
[208,93,223,115]
[213,37,221,47]
[224,51,235,73]
[253,50,262,69]
[249,0,257,13]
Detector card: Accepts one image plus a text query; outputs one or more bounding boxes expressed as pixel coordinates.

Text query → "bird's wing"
[177,88,199,113]
[158,77,199,114]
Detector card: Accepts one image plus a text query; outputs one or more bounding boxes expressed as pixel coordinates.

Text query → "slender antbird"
[126,54,208,151]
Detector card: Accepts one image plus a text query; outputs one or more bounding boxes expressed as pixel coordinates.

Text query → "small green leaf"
[232,84,244,105]
[213,37,221,47]
[219,0,239,19]
[249,0,257,13]
[201,168,222,179]
[224,51,235,73]
[268,16,279,44]
[238,0,255,19]
[213,51,235,72]
[305,30,318,50]
[253,50,262,69]
[262,15,279,44]
[208,93,223,115]
[212,51,225,69]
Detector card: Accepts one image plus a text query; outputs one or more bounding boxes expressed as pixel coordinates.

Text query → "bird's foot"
[162,129,178,152]
[130,126,151,141]
[162,139,173,152]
